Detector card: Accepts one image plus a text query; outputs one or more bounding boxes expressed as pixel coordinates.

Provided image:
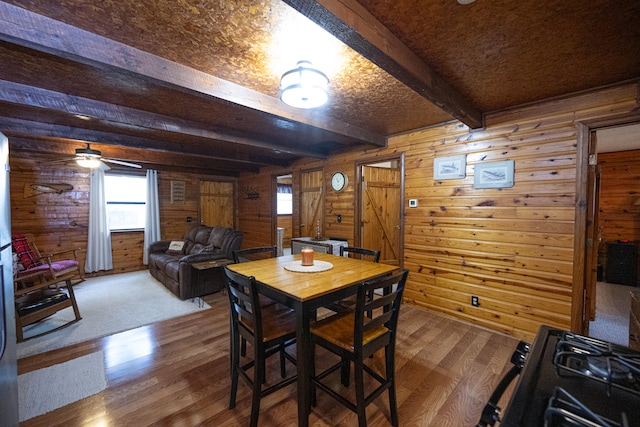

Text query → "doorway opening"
[586,122,640,346]
[274,173,293,256]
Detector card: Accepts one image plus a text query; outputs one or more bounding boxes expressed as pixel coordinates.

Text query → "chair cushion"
[11,234,42,270]
[16,260,79,278]
[16,289,69,316]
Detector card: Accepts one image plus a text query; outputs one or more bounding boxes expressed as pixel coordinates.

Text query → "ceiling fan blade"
[38,157,76,165]
[102,158,142,168]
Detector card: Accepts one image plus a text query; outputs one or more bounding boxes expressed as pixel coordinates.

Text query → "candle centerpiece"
[301,246,314,266]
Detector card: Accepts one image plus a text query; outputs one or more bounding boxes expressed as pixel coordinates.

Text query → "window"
[277,183,292,215]
[105,174,146,231]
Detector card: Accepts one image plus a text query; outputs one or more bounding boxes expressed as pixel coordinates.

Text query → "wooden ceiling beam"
[0,80,328,160]
[0,118,267,171]
[0,1,386,146]
[8,137,256,174]
[282,0,484,129]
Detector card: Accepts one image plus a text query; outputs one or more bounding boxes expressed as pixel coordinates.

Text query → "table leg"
[295,301,312,427]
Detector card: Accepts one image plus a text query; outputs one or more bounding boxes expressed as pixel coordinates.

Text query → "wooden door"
[299,169,323,238]
[361,165,402,265]
[199,180,234,227]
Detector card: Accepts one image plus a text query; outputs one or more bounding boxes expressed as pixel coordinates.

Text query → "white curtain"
[85,167,113,273]
[143,169,161,265]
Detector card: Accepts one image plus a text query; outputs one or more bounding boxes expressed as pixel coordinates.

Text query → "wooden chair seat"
[240,303,297,343]
[311,312,388,351]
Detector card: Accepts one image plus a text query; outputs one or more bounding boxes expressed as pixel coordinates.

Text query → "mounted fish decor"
[24,182,74,197]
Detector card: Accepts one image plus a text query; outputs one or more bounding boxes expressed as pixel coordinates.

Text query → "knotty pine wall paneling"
[237,171,279,249]
[598,149,640,242]
[597,149,640,282]
[9,156,90,270]
[236,83,640,343]
[8,156,235,275]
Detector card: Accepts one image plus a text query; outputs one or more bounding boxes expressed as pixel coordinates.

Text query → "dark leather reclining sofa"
[148,225,242,300]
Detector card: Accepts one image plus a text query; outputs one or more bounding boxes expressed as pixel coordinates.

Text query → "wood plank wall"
[598,149,640,242]
[597,149,640,282]
[8,156,234,275]
[238,83,640,342]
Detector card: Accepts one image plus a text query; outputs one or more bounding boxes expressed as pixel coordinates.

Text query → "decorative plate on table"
[283,260,334,273]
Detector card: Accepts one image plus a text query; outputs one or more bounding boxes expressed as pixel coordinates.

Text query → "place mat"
[284,260,334,273]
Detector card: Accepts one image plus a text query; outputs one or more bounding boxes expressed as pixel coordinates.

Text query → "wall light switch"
[409,199,418,208]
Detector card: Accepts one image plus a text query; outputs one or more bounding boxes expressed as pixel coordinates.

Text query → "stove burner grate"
[554,332,640,396]
[544,387,630,427]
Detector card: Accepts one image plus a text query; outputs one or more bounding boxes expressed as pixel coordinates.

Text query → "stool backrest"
[232,246,278,263]
[340,246,381,263]
[354,269,408,349]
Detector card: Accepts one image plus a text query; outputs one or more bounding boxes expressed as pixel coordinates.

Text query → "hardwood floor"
[18,292,519,426]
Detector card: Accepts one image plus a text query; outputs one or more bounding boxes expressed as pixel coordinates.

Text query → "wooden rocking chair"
[12,234,83,342]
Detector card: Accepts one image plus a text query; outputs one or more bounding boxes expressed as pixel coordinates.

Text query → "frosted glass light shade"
[280,61,329,109]
[76,157,101,168]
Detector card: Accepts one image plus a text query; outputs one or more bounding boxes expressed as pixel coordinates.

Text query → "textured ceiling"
[0,0,638,174]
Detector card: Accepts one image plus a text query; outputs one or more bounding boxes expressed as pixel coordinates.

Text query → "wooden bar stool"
[223,266,297,427]
[310,269,409,427]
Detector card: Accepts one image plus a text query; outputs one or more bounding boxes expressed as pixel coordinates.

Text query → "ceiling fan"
[64,143,142,169]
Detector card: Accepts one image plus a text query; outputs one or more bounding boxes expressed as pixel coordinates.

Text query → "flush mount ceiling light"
[75,145,102,168]
[76,157,102,168]
[280,60,329,109]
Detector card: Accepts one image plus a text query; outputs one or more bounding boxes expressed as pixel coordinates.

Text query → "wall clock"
[330,171,348,192]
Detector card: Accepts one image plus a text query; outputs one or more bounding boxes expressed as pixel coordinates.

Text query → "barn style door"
[299,169,323,238]
[199,180,234,227]
[361,164,402,265]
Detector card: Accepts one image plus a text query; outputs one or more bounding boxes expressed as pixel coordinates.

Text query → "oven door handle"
[476,340,530,427]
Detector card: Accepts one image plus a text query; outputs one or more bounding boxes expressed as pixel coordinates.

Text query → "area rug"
[18,270,210,358]
[18,351,107,422]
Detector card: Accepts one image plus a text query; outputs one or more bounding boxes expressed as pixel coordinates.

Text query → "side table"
[191,259,233,306]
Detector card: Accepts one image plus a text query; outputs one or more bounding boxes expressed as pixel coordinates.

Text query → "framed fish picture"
[474,160,515,189]
[433,155,466,180]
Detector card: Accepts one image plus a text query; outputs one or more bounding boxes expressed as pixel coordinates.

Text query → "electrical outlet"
[409,199,418,208]
[471,296,479,307]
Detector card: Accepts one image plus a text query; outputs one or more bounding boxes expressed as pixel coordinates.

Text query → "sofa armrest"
[149,240,171,253]
[179,252,227,264]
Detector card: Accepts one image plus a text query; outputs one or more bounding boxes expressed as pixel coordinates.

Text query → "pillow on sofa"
[166,240,185,255]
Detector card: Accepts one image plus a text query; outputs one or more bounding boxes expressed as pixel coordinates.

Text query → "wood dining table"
[226,252,399,427]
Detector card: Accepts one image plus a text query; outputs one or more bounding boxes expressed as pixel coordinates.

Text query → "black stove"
[482,326,640,427]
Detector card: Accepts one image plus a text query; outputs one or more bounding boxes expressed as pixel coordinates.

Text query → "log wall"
[238,83,640,342]
[8,156,234,275]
